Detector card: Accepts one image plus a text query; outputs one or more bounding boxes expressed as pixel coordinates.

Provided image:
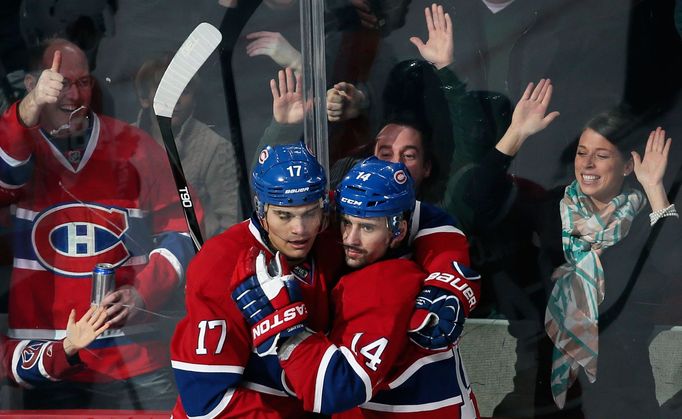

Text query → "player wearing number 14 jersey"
[171,144,479,418]
[234,157,480,418]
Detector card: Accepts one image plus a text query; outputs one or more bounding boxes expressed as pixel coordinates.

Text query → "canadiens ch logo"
[394,170,407,184]
[21,343,43,370]
[32,203,131,277]
[258,149,269,164]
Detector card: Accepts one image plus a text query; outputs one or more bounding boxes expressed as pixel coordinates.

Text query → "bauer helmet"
[336,157,415,237]
[252,142,327,218]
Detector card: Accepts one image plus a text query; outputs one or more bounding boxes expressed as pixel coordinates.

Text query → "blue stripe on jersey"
[0,152,33,187]
[369,352,464,406]
[416,201,460,230]
[153,232,195,272]
[173,366,242,417]
[15,340,54,386]
[242,353,287,393]
[319,349,371,414]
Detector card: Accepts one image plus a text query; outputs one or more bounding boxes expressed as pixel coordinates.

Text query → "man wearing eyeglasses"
[0,38,194,410]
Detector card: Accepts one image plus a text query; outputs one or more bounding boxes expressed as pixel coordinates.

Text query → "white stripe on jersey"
[340,346,373,403]
[242,381,288,397]
[37,342,59,382]
[13,255,148,271]
[150,248,184,283]
[361,396,463,412]
[0,178,24,189]
[0,145,31,167]
[414,225,464,239]
[314,345,337,413]
[455,346,478,418]
[8,323,156,340]
[187,388,235,419]
[388,350,455,389]
[13,206,148,221]
[170,361,244,374]
[11,340,32,389]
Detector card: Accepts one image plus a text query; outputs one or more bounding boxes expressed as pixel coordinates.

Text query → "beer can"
[91,263,115,306]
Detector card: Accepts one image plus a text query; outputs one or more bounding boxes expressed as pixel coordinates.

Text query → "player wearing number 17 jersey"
[171,144,479,418]
[234,157,480,417]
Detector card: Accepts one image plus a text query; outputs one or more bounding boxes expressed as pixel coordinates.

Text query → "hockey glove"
[408,286,465,351]
[232,251,308,356]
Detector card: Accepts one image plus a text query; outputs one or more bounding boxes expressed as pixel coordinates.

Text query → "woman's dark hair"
[560,106,641,166]
[584,107,640,157]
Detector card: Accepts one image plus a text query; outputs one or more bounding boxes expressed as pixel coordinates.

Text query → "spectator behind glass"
[0,38,196,410]
[256,4,490,207]
[134,55,239,238]
[473,95,680,417]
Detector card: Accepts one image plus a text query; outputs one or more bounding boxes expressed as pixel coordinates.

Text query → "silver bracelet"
[649,204,678,226]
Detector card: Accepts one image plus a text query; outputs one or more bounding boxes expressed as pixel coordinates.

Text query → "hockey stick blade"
[154,22,222,117]
[153,22,222,251]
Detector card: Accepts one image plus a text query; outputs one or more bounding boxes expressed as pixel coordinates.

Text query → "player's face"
[340,214,393,269]
[574,128,632,211]
[374,124,431,190]
[41,44,92,138]
[263,202,324,264]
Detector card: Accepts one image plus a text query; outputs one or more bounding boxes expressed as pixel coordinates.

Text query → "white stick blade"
[153,22,222,117]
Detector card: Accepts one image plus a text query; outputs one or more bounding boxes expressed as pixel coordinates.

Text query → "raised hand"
[271,68,304,124]
[63,306,110,357]
[510,79,560,138]
[409,4,453,69]
[326,82,366,122]
[632,127,673,212]
[19,50,64,126]
[246,31,302,74]
[495,78,560,156]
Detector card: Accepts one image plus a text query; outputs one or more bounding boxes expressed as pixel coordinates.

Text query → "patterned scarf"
[545,180,645,408]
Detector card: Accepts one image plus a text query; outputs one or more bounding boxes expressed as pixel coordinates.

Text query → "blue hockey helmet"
[336,157,415,237]
[252,142,328,218]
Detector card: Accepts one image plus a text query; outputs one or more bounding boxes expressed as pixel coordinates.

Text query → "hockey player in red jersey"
[233,157,480,418]
[171,142,479,418]
[170,142,338,418]
[0,39,195,409]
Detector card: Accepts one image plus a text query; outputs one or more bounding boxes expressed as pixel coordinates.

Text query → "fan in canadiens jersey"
[0,39,195,409]
[233,157,481,418]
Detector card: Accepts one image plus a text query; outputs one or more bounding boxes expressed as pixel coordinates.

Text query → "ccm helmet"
[336,157,415,237]
[252,142,327,218]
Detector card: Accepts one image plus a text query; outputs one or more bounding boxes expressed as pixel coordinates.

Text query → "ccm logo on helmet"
[340,196,362,206]
[425,272,476,309]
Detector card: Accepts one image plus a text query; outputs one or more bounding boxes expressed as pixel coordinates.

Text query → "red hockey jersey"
[279,258,478,418]
[170,218,340,418]
[170,201,478,418]
[0,102,195,384]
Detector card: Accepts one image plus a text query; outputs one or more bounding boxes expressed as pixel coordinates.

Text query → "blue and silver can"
[91,263,115,306]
